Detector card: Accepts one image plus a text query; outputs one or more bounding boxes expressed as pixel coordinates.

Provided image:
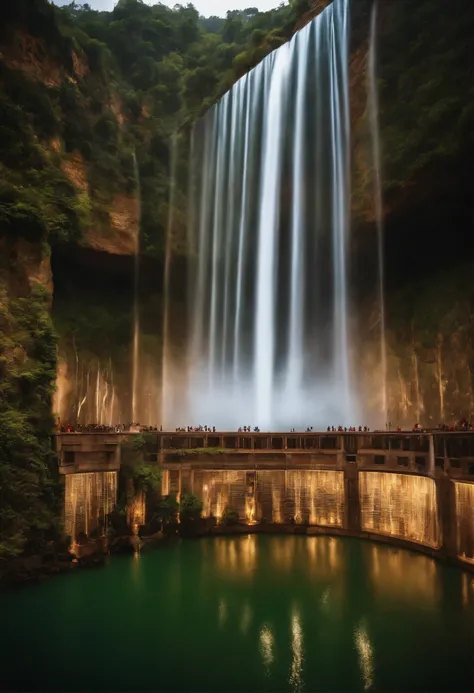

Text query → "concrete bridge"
[54,430,474,483]
[56,430,474,571]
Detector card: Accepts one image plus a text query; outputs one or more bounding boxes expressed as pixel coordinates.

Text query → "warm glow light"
[354,622,374,690]
[128,490,145,533]
[194,471,246,519]
[454,482,474,563]
[289,607,304,693]
[368,546,438,604]
[65,471,117,542]
[213,535,257,577]
[287,471,344,527]
[161,471,170,496]
[246,496,256,523]
[359,472,439,547]
[259,625,274,676]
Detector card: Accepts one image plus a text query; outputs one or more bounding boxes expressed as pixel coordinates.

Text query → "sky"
[54,0,282,16]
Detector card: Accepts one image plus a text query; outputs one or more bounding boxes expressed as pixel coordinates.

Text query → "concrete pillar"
[283,435,288,450]
[344,465,360,533]
[428,434,435,477]
[219,435,224,448]
[436,476,457,555]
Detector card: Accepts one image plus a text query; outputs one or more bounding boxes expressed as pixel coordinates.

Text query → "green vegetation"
[0,284,59,559]
[179,493,203,520]
[220,506,240,526]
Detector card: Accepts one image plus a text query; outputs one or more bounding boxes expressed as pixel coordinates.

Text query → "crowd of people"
[436,418,474,432]
[57,423,161,433]
[325,425,372,432]
[56,419,474,434]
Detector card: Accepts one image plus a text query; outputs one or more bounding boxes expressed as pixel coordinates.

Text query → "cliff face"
[350,0,474,427]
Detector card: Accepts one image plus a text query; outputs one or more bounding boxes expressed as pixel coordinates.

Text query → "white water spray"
[181,0,353,430]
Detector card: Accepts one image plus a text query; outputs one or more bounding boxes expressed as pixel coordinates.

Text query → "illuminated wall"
[455,481,474,563]
[192,470,344,526]
[193,470,248,520]
[359,472,439,548]
[64,471,117,541]
[286,471,345,526]
[255,471,286,523]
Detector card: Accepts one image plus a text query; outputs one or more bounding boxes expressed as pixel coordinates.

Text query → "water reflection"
[218,598,227,627]
[289,606,304,693]
[368,544,439,605]
[259,624,274,676]
[461,572,474,608]
[213,535,257,577]
[2,535,473,693]
[271,536,343,578]
[354,621,374,691]
[240,603,252,634]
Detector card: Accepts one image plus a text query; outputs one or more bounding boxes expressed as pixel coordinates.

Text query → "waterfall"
[162,134,181,427]
[254,44,291,428]
[184,0,353,430]
[132,150,141,423]
[368,0,388,424]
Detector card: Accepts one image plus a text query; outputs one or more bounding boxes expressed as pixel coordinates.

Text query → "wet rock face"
[357,283,474,428]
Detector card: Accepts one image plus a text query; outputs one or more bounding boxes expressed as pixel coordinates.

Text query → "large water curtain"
[186,0,353,430]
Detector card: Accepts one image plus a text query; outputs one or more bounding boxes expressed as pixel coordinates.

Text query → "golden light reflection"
[213,535,257,577]
[271,537,295,572]
[368,544,438,604]
[354,621,374,691]
[455,482,474,563]
[320,587,331,610]
[359,472,439,547]
[270,536,343,579]
[259,624,274,676]
[289,607,304,693]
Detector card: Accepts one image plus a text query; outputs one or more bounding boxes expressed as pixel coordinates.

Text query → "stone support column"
[436,476,457,555]
[428,434,435,477]
[344,464,360,533]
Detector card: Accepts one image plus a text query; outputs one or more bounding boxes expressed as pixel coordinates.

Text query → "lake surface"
[2,535,474,692]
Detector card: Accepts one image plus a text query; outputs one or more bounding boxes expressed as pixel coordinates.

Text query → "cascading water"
[184,0,354,430]
[368,0,388,424]
[132,151,141,423]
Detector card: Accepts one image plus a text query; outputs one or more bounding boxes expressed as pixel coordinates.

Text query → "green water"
[2,535,474,692]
